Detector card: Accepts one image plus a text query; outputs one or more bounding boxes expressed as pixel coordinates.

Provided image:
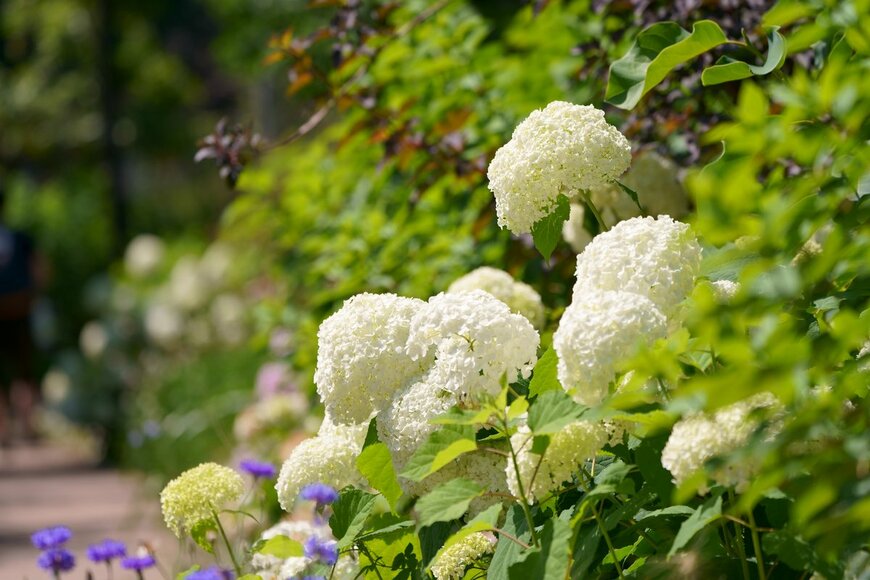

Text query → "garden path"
[0,442,180,579]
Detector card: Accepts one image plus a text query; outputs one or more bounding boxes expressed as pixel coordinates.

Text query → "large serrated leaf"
[400,424,477,482]
[527,390,586,434]
[668,494,722,557]
[256,534,304,558]
[329,488,377,549]
[528,348,561,397]
[702,28,786,85]
[415,478,483,527]
[508,516,572,580]
[357,441,403,513]
[606,20,729,109]
[531,194,570,261]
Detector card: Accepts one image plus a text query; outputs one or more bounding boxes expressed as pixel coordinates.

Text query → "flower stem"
[578,474,623,578]
[747,508,767,580]
[502,416,539,547]
[727,492,751,580]
[579,189,609,233]
[212,510,242,577]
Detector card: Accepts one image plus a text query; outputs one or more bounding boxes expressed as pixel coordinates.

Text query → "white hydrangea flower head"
[430,532,496,580]
[275,421,367,511]
[448,267,546,328]
[661,393,780,490]
[554,290,667,406]
[79,321,109,359]
[405,290,539,401]
[589,150,690,227]
[710,279,740,302]
[124,234,165,278]
[168,255,209,311]
[378,376,459,471]
[572,215,702,318]
[314,293,431,424]
[562,203,593,253]
[506,421,608,502]
[144,302,184,347]
[487,101,631,234]
[160,463,244,538]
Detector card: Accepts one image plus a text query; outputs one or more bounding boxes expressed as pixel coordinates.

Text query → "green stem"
[579,189,609,233]
[728,492,751,580]
[747,508,767,580]
[502,416,539,547]
[358,542,384,580]
[578,474,624,578]
[212,510,242,577]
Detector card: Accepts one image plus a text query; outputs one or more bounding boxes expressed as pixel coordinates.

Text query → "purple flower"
[37,548,76,573]
[121,554,156,570]
[299,483,339,506]
[86,539,127,563]
[301,576,326,580]
[185,566,235,580]
[239,458,277,479]
[31,526,72,550]
[303,535,338,566]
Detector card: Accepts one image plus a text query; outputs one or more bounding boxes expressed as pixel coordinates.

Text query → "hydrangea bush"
[44,2,868,579]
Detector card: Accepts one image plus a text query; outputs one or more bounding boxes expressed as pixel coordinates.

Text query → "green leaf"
[701,28,786,85]
[355,519,415,542]
[527,390,586,434]
[508,516,572,580]
[490,505,532,578]
[606,20,729,109]
[256,534,304,558]
[762,529,843,579]
[357,441,403,512]
[400,424,478,482]
[616,181,645,213]
[419,521,459,567]
[528,348,561,397]
[190,519,216,554]
[415,478,483,527]
[443,503,503,550]
[668,494,722,557]
[531,194,570,261]
[329,488,377,549]
[571,525,601,578]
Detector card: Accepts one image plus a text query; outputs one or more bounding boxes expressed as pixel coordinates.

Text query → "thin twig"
[492,528,531,550]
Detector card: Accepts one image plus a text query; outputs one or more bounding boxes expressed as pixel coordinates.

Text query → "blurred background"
[0,0,786,575]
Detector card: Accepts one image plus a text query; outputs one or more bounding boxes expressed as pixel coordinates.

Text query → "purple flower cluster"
[185,566,235,580]
[32,526,75,574]
[86,538,127,563]
[121,554,157,571]
[239,458,278,479]
[299,483,338,506]
[303,535,338,566]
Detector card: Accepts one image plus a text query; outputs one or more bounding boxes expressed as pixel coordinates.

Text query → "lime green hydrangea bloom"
[160,462,244,538]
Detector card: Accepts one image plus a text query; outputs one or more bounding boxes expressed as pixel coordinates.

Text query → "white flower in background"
[124,234,165,278]
[554,290,667,406]
[42,369,72,404]
[430,532,496,580]
[572,216,702,318]
[661,393,780,491]
[168,256,208,311]
[200,242,234,285]
[589,150,690,227]
[144,302,184,347]
[562,203,593,253]
[448,267,546,328]
[487,101,631,234]
[268,327,294,357]
[79,321,109,359]
[252,520,358,580]
[233,393,309,443]
[275,418,367,511]
[314,293,430,425]
[406,290,539,401]
[506,421,607,502]
[710,279,740,302]
[211,293,247,345]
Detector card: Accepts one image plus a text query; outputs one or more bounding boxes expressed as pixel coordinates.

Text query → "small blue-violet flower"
[37,548,76,573]
[121,554,157,570]
[31,526,72,550]
[239,458,277,479]
[86,539,127,563]
[299,483,338,506]
[303,535,338,566]
[185,566,235,580]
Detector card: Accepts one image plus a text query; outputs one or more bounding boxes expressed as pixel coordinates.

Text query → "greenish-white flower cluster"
[430,532,496,580]
[159,462,244,538]
[506,420,609,502]
[448,266,546,328]
[487,101,631,234]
